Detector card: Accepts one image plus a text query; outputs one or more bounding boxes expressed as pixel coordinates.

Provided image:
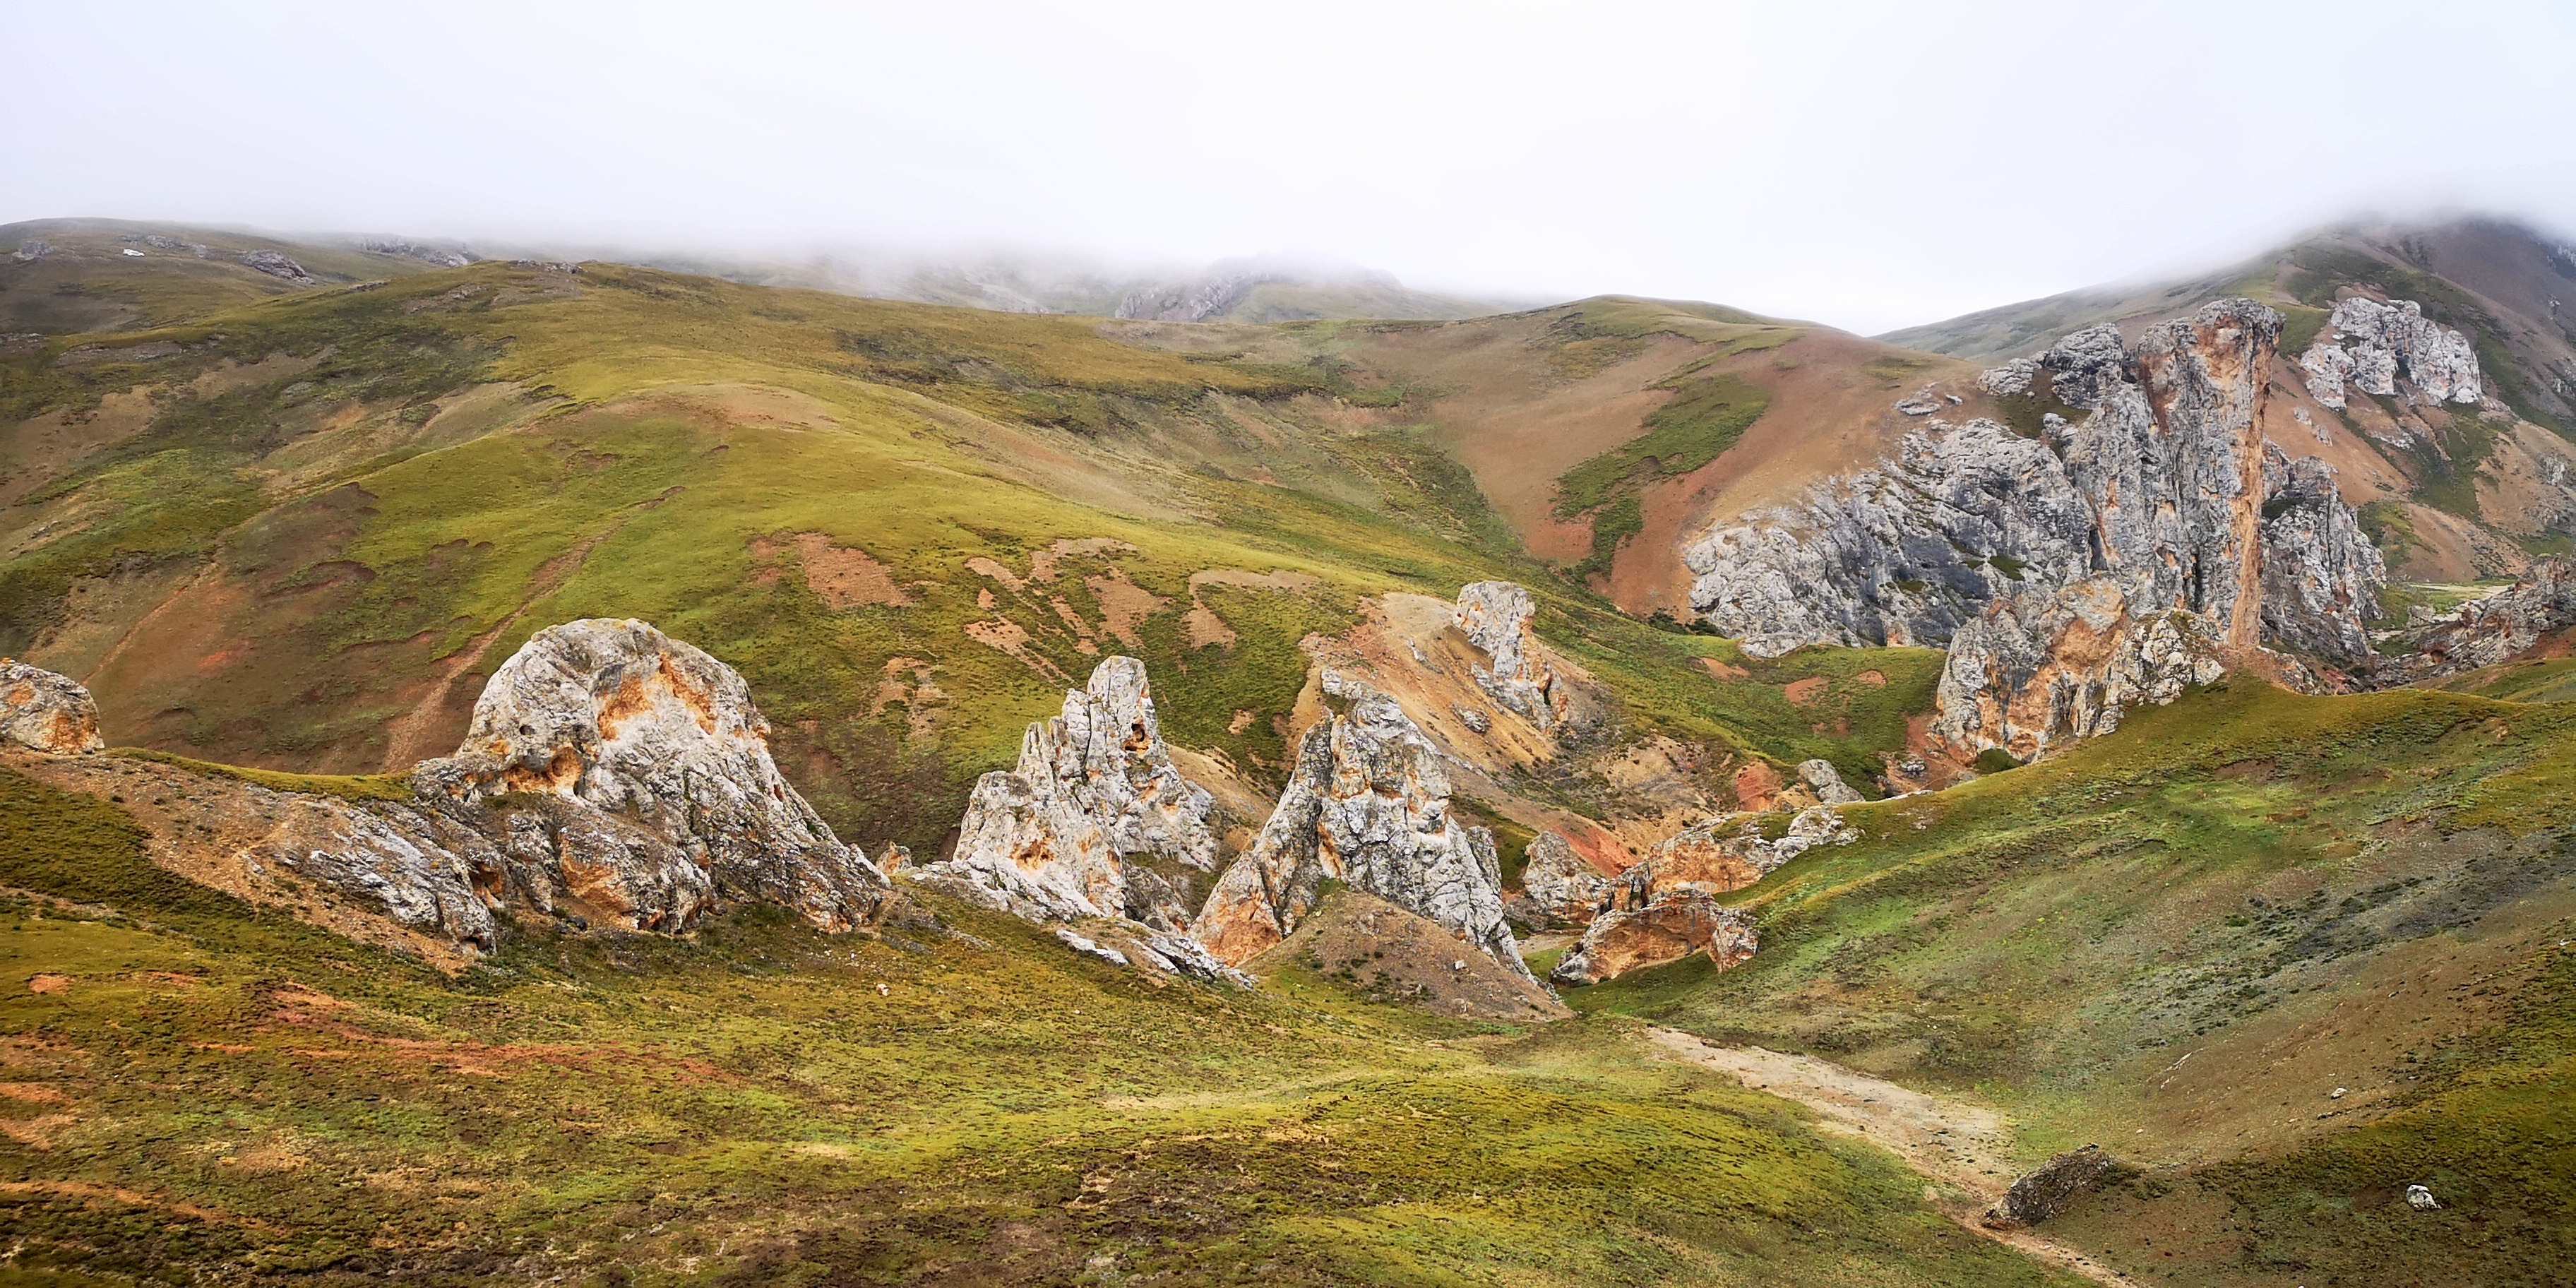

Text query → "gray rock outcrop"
[1982,1145,2117,1228]
[410,618,888,931]
[1193,673,1535,984]
[1549,890,1757,986]
[0,660,105,755]
[11,241,52,263]
[917,657,1246,985]
[1796,758,1864,804]
[1930,579,2231,762]
[1682,416,2097,655]
[2382,556,2576,681]
[1687,303,2380,685]
[239,250,314,283]
[2259,446,2383,660]
[2298,297,2481,408]
[1928,302,2387,762]
[1453,580,1561,728]
[1620,805,1855,909]
[1505,832,1615,930]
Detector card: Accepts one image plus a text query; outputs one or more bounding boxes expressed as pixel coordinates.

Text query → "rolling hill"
[6,217,2576,1287]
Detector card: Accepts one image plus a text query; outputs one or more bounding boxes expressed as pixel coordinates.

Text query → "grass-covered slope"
[1,256,1943,856]
[1575,680,2576,1284]
[0,765,2070,1287]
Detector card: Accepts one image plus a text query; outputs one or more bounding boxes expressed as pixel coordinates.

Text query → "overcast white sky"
[10,0,2575,333]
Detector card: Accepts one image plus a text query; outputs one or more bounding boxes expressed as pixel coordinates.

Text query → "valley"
[4,213,2575,1286]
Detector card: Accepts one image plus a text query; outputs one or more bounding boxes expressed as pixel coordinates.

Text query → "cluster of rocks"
[1546,797,1854,986]
[2378,556,2576,683]
[1688,299,2385,766]
[11,240,53,263]
[2297,297,2483,410]
[2,621,894,958]
[358,238,475,268]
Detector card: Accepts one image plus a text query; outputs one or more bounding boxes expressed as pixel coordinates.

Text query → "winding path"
[1645,1027,2140,1287]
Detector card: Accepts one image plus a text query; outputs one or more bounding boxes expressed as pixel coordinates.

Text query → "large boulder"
[1193,674,1535,984]
[410,619,887,931]
[1982,1145,2118,1229]
[1549,889,1758,987]
[0,660,105,755]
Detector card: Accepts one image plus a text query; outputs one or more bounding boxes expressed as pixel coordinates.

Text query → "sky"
[9,0,2576,334]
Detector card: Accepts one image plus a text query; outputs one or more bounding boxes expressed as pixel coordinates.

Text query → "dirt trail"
[1646,1027,2141,1287]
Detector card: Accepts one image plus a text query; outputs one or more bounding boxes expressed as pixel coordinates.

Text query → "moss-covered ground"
[0,765,2068,1287]
[1573,680,2576,1283]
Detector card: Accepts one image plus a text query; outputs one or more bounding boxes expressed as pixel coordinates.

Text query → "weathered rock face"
[925,656,1220,931]
[1549,890,1757,987]
[0,660,105,755]
[2383,556,2576,681]
[2298,297,2482,409]
[1683,417,2097,655]
[1796,758,1864,805]
[410,619,888,931]
[1930,579,2230,763]
[1453,581,1562,727]
[1505,832,1615,930]
[1904,302,2386,763]
[1982,1145,2117,1229]
[2259,447,2384,660]
[239,250,314,284]
[1686,301,2383,705]
[1623,805,1855,907]
[1193,674,1535,983]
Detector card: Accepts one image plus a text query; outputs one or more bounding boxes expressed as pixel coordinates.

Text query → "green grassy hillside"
[1,257,1937,853]
[0,764,2068,1287]
[1576,679,2576,1284]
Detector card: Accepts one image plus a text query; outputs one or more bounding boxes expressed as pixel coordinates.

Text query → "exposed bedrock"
[1,660,105,755]
[918,656,1245,985]
[1685,302,2382,670]
[411,618,890,932]
[1549,890,1758,988]
[2379,556,2576,683]
[1687,300,2384,763]
[1193,673,1536,984]
[8,621,893,962]
[2296,297,2483,410]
